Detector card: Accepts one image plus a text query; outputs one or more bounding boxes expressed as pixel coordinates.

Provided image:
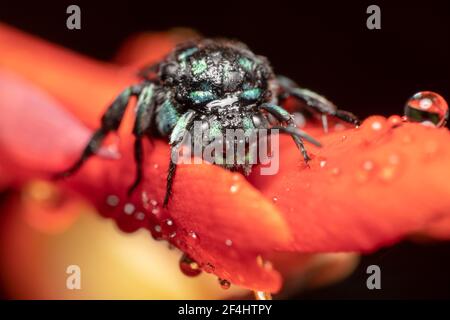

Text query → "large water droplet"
[179,254,202,277]
[404,91,449,127]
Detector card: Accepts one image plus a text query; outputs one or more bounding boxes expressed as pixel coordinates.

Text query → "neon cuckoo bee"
[56,39,359,206]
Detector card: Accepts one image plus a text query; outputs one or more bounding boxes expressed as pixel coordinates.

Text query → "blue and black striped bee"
[57,39,359,206]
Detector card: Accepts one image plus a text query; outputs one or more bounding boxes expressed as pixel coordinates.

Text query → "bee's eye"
[240,88,262,101]
[189,90,216,104]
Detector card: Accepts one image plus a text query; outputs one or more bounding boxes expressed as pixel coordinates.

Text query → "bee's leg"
[163,109,197,207]
[277,75,360,127]
[128,85,157,195]
[259,103,317,163]
[163,159,177,207]
[54,84,143,178]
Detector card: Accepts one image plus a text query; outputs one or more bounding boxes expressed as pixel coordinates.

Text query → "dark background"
[0,0,449,299]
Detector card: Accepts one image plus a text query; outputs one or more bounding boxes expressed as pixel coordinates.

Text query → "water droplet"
[379,166,397,182]
[331,167,341,175]
[179,254,202,277]
[387,115,403,127]
[404,91,449,127]
[124,203,135,215]
[341,135,347,141]
[166,219,173,226]
[388,153,400,165]
[150,199,158,207]
[371,121,383,131]
[135,212,145,220]
[154,225,162,232]
[225,239,233,246]
[230,184,239,194]
[153,163,159,169]
[218,278,231,290]
[187,231,199,244]
[151,207,160,215]
[106,195,119,207]
[272,196,278,203]
[141,191,150,209]
[319,160,327,168]
[362,160,375,171]
[256,255,273,271]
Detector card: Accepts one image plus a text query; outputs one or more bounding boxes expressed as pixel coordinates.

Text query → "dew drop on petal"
[179,254,202,277]
[319,160,327,168]
[371,121,383,131]
[387,115,403,127]
[362,160,375,171]
[404,91,449,127]
[256,255,273,271]
[154,225,162,233]
[272,196,278,203]
[153,163,159,169]
[232,173,240,181]
[225,239,233,246]
[135,212,145,220]
[124,203,135,215]
[106,195,119,207]
[169,232,177,239]
[331,167,341,175]
[230,184,239,194]
[388,153,400,165]
[189,231,198,240]
[379,166,397,182]
[141,191,150,209]
[218,278,231,290]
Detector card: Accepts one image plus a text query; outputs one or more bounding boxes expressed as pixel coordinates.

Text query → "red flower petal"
[250,116,450,252]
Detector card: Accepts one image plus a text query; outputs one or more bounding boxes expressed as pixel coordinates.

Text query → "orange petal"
[251,116,450,252]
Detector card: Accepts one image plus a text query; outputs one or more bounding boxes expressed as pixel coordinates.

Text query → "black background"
[0,0,449,299]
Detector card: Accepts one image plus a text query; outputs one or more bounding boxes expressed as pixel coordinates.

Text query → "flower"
[1,24,450,294]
